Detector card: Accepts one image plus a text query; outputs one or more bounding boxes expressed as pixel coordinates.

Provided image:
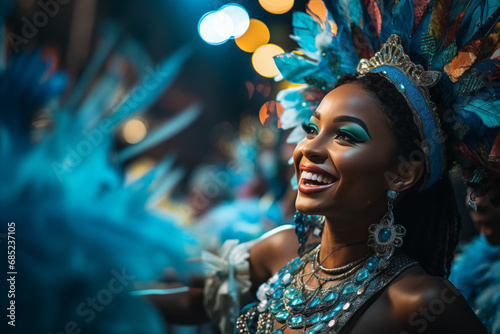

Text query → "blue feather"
[274,52,320,84]
[110,45,193,125]
[66,22,121,109]
[384,0,414,46]
[291,12,321,55]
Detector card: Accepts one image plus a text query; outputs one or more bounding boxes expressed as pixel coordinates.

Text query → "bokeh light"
[259,101,284,127]
[198,10,233,45]
[235,19,270,53]
[122,118,148,144]
[220,4,250,38]
[252,44,285,78]
[307,0,328,24]
[259,0,294,14]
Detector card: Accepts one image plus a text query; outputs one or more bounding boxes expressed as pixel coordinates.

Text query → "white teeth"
[301,171,336,185]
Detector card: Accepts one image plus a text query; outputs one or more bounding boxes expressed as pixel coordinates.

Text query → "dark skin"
[249,84,487,333]
[466,187,500,245]
[149,84,486,332]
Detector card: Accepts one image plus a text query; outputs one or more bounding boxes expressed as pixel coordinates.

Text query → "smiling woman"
[233,19,497,334]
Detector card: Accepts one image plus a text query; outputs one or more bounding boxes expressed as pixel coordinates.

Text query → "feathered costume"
[232,0,500,333]
[0,1,203,333]
[450,236,500,334]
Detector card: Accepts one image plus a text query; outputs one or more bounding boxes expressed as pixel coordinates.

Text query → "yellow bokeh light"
[235,19,270,53]
[122,118,148,144]
[252,44,285,78]
[259,0,294,14]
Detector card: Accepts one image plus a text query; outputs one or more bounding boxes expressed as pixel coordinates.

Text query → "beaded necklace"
[236,245,418,334]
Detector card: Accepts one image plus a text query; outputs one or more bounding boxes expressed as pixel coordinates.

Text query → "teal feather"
[110,45,193,125]
[66,22,121,109]
[291,12,321,55]
[461,98,500,128]
[274,53,321,84]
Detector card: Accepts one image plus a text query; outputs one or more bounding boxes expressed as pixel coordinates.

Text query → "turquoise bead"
[342,283,356,294]
[290,315,304,324]
[333,302,343,312]
[356,268,370,282]
[285,287,297,299]
[378,228,392,242]
[290,297,305,306]
[270,330,283,334]
[307,323,326,334]
[275,311,290,322]
[273,288,284,299]
[308,297,321,308]
[324,291,338,303]
[270,300,284,313]
[306,312,321,325]
[321,309,337,321]
[366,256,379,271]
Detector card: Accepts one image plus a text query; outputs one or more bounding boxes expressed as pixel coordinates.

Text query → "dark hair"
[334,73,461,277]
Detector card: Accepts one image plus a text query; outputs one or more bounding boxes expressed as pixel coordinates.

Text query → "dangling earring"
[468,191,477,212]
[368,190,406,258]
[294,211,325,256]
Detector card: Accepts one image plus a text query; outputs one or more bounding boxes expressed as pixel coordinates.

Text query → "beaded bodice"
[236,246,417,334]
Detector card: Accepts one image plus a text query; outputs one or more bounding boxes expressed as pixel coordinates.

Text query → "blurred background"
[0,1,483,333]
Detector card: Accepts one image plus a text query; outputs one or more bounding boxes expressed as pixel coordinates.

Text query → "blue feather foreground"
[0,25,202,334]
[450,236,500,334]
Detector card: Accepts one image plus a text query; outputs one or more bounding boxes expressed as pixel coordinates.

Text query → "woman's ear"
[385,160,425,193]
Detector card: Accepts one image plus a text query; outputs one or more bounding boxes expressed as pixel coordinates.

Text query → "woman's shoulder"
[349,265,488,333]
[248,225,300,293]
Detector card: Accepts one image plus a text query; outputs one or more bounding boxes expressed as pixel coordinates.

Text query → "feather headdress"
[275,0,500,198]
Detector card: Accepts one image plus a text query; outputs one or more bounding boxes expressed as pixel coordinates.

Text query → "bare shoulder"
[349,266,487,333]
[248,226,299,293]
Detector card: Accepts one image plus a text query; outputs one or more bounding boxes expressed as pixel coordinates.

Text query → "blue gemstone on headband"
[399,83,405,90]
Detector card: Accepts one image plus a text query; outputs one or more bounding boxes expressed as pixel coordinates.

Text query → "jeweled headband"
[357,35,445,189]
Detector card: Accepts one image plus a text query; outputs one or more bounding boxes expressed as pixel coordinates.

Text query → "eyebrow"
[333,115,372,138]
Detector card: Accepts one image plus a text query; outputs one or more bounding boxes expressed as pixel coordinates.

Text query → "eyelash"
[301,122,361,144]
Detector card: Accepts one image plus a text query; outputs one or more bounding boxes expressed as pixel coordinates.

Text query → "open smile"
[298,164,338,194]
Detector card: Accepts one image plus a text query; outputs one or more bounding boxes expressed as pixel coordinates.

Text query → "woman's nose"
[302,137,328,163]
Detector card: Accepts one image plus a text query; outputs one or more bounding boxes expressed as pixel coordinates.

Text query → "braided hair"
[334,73,461,277]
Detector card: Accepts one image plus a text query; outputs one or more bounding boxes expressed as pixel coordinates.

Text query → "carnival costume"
[450,235,500,334]
[226,0,500,333]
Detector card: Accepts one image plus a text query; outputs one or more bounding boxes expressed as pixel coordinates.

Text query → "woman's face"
[467,188,500,245]
[293,83,400,221]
